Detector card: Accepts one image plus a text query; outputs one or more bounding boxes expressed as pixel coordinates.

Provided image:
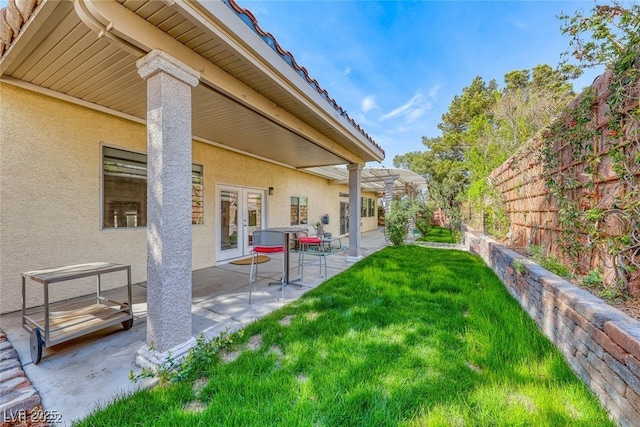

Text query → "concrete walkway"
[0,229,387,426]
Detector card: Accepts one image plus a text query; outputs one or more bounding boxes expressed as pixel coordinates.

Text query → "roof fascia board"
[73,0,364,165]
[176,0,383,162]
[0,0,71,75]
[73,0,147,57]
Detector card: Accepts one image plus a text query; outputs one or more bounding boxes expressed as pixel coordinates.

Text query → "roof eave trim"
[0,0,62,75]
[221,0,384,158]
[72,0,366,165]
[181,0,384,162]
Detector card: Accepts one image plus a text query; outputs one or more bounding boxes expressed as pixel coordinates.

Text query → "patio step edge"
[0,328,42,425]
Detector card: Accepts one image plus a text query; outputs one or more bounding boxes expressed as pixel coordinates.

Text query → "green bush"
[583,269,603,287]
[513,259,526,274]
[527,245,573,279]
[386,199,421,245]
[414,204,434,237]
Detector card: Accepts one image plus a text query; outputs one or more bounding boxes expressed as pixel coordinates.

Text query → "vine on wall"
[539,52,640,297]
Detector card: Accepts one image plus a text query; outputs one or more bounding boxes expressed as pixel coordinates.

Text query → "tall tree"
[437,76,499,160]
[394,65,578,232]
[392,149,434,177]
[466,65,578,234]
[559,2,640,70]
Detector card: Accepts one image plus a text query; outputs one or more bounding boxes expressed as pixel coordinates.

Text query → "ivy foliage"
[559,3,640,70]
[538,2,640,294]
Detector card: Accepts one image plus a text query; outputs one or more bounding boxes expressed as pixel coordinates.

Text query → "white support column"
[347,163,363,262]
[135,50,200,369]
[383,178,394,215]
[383,177,394,245]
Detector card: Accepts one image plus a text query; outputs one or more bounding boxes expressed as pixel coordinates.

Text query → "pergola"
[307,166,429,210]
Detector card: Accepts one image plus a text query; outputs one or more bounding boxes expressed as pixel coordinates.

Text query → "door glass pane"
[220,190,238,251]
[299,197,308,225]
[247,192,262,246]
[290,197,299,225]
[340,202,349,235]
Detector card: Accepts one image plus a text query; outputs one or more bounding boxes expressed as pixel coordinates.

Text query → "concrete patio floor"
[0,229,387,426]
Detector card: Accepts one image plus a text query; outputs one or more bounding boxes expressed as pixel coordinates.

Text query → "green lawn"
[77,246,613,426]
[417,226,458,244]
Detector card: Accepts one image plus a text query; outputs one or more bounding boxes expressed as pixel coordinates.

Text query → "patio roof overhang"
[0,0,385,168]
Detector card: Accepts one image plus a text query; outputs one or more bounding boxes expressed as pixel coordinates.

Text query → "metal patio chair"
[249,230,287,303]
[297,233,328,280]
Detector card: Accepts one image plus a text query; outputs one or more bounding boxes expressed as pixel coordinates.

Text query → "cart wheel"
[120,303,134,330]
[30,328,42,364]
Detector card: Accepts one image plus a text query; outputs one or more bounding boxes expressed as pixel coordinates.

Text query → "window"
[102,146,203,228]
[360,197,376,218]
[290,196,308,226]
[192,165,204,225]
[103,148,147,228]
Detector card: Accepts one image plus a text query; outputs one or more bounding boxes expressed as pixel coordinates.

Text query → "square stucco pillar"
[135,50,200,368]
[347,163,363,263]
[383,178,394,215]
[383,178,394,245]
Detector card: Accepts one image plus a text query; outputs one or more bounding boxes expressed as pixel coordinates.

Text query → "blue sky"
[1,0,606,166]
[238,0,606,166]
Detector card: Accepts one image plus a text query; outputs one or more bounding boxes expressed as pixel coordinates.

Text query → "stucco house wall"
[0,82,377,314]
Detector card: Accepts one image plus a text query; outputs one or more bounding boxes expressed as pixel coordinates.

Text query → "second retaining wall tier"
[463,225,640,427]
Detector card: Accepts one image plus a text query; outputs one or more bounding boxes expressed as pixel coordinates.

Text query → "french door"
[340,201,349,235]
[217,185,265,262]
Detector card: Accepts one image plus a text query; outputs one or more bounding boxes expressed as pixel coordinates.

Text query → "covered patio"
[0,0,385,371]
[0,229,388,425]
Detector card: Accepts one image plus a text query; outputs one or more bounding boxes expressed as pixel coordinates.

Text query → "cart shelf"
[22,262,133,364]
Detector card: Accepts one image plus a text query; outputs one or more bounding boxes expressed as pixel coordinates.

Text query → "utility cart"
[22,262,133,364]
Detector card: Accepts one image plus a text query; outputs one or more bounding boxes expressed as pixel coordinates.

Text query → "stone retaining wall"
[463,226,640,427]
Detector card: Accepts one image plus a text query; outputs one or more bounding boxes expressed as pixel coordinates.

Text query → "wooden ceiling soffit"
[72,0,364,165]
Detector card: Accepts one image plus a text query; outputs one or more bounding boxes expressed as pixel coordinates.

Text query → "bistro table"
[264,227,306,288]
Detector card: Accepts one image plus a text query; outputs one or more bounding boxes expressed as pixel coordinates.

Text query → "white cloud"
[511,19,528,31]
[406,108,425,123]
[361,95,377,113]
[380,89,432,123]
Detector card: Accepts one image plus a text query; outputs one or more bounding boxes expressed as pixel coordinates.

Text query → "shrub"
[527,245,573,279]
[414,203,435,236]
[513,259,526,274]
[386,199,421,246]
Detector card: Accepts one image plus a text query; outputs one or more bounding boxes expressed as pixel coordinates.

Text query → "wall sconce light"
[268,187,274,196]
